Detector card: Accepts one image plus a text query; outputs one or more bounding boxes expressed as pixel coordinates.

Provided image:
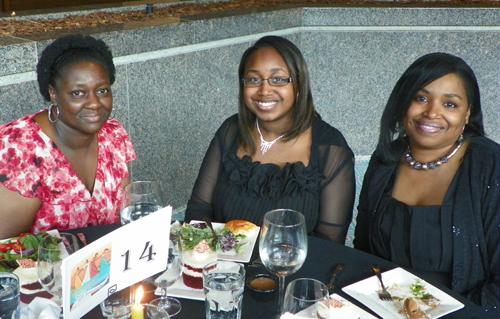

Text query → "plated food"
[173,220,258,289]
[343,268,463,319]
[0,230,62,304]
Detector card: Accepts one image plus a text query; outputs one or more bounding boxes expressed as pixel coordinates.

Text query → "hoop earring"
[48,104,59,123]
[108,107,116,121]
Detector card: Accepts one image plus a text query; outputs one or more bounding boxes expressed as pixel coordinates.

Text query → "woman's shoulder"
[466,136,500,164]
[0,113,41,143]
[312,116,350,148]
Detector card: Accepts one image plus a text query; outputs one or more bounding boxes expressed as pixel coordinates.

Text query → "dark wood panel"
[3,0,137,12]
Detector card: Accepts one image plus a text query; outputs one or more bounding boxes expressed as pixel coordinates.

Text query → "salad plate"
[342,267,463,319]
[188,220,260,263]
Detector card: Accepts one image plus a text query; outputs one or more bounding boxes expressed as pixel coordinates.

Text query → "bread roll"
[225,220,258,236]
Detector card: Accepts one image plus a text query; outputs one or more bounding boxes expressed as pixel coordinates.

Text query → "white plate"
[330,294,378,319]
[342,267,464,319]
[189,220,260,263]
[166,277,205,301]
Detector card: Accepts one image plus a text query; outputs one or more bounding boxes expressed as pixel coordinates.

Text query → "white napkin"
[20,297,61,319]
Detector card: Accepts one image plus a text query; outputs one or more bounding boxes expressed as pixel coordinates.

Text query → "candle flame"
[135,285,144,305]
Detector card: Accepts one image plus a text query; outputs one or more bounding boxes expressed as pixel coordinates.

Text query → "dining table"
[63,224,493,319]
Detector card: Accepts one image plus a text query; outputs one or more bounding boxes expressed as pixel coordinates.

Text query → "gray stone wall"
[0,6,499,210]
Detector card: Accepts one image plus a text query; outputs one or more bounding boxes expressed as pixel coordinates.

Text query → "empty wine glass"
[283,278,330,319]
[37,232,80,317]
[149,238,183,316]
[259,209,308,318]
[120,181,164,224]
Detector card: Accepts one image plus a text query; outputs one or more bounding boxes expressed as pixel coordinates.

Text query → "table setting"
[0,184,495,319]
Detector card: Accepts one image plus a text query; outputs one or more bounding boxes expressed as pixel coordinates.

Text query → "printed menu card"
[61,206,172,319]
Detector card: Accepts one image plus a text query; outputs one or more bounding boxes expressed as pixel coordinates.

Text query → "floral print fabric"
[0,111,137,233]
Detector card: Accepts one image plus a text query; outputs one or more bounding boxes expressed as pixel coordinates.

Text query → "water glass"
[109,304,169,319]
[202,260,245,319]
[0,272,20,319]
[120,181,164,225]
[282,278,330,319]
[100,286,133,317]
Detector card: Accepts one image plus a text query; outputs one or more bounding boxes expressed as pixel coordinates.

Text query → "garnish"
[0,232,61,272]
[176,222,248,254]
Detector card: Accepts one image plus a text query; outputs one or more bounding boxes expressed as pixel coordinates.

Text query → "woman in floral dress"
[0,34,136,239]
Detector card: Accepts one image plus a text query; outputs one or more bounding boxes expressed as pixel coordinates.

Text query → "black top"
[371,171,456,288]
[354,136,500,315]
[185,114,355,243]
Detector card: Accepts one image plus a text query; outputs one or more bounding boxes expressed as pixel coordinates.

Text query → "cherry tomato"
[0,243,13,253]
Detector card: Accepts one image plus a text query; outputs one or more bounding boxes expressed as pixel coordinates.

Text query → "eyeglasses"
[242,77,293,87]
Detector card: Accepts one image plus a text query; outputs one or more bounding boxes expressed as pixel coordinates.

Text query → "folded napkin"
[20,297,61,319]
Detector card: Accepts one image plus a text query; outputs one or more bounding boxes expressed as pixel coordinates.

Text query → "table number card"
[61,206,172,319]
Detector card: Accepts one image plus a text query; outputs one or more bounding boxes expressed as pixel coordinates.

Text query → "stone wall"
[0,5,499,210]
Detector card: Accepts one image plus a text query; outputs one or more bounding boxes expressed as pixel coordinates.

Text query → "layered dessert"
[14,259,53,304]
[181,239,217,289]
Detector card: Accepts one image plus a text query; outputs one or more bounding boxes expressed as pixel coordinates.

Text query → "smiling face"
[403,73,471,152]
[243,47,295,126]
[49,60,113,136]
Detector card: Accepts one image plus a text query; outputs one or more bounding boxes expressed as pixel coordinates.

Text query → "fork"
[372,264,392,301]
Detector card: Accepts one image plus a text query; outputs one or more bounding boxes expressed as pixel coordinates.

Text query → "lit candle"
[131,285,144,319]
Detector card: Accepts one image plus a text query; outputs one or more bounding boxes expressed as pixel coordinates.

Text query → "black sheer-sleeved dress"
[185,114,355,244]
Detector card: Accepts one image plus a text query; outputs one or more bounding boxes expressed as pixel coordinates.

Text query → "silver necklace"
[405,136,463,170]
[256,119,286,155]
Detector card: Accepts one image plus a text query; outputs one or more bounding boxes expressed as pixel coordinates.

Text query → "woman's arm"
[315,144,355,244]
[466,168,500,315]
[184,133,223,223]
[0,183,41,239]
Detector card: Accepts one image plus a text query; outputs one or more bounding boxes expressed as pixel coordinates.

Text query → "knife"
[327,263,345,290]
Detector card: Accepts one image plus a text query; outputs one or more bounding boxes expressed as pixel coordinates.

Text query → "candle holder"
[109,304,169,319]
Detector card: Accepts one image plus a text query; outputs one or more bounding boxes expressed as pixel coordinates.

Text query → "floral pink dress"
[0,111,137,233]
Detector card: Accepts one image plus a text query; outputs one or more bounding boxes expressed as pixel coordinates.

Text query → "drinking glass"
[149,239,183,317]
[202,260,245,319]
[0,272,20,319]
[282,278,330,319]
[120,181,164,224]
[259,209,308,317]
[37,232,80,317]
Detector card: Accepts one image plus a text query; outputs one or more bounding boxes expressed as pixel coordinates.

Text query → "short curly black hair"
[36,34,116,102]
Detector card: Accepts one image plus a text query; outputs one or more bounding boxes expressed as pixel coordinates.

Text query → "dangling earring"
[48,104,59,123]
[108,107,116,121]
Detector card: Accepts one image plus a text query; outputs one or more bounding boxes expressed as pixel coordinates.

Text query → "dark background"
[1,0,137,12]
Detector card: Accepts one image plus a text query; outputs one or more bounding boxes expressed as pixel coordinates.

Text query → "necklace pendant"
[260,141,273,155]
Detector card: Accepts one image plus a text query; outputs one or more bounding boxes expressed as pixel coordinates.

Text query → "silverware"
[372,264,392,301]
[250,257,263,267]
[327,262,344,290]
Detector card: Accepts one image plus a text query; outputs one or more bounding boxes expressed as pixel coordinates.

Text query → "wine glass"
[37,232,80,317]
[283,278,330,319]
[120,181,164,224]
[149,239,183,316]
[259,209,308,318]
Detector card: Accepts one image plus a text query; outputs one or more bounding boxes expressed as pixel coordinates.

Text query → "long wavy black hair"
[237,35,318,155]
[376,52,485,164]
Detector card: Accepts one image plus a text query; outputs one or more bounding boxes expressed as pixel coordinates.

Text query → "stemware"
[259,209,308,317]
[37,232,80,317]
[120,181,164,224]
[283,278,330,319]
[149,239,183,316]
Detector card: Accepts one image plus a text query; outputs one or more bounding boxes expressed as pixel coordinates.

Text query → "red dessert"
[181,240,217,289]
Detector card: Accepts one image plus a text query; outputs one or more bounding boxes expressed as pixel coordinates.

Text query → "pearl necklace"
[256,119,286,155]
[405,136,463,170]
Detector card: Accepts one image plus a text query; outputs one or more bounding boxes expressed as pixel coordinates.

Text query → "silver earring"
[48,104,59,123]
